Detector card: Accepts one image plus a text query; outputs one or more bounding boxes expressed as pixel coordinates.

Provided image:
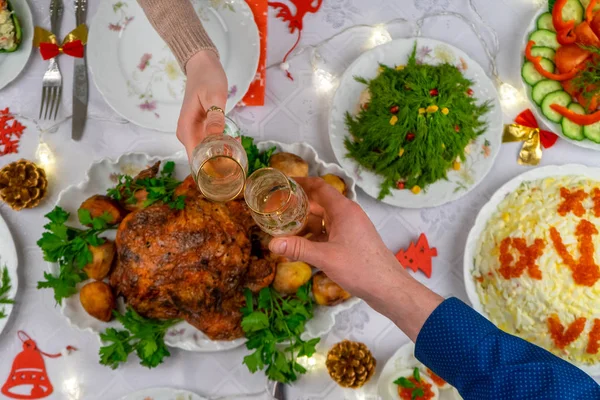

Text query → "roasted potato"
[79,195,128,226]
[273,261,313,295]
[312,271,351,306]
[80,281,116,322]
[269,153,309,177]
[123,189,149,212]
[321,174,347,196]
[83,240,116,280]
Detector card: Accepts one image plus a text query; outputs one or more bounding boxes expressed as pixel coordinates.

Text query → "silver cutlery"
[39,0,64,120]
[72,0,88,140]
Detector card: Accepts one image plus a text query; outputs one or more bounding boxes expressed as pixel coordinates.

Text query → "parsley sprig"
[394,367,426,400]
[241,136,276,176]
[0,266,14,319]
[36,207,114,304]
[99,308,180,369]
[241,283,320,383]
[107,161,185,210]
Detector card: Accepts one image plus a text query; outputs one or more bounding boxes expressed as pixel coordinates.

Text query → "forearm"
[137,0,218,72]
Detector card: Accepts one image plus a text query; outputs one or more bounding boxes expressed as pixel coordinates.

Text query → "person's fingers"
[309,201,325,218]
[202,92,228,136]
[295,177,348,216]
[269,236,327,265]
[301,214,328,242]
[177,101,205,160]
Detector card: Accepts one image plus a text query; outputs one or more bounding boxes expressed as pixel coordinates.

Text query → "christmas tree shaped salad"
[344,43,492,200]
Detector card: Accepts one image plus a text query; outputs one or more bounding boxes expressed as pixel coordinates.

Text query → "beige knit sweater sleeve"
[137,0,218,73]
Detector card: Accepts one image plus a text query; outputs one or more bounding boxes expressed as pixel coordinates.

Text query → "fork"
[39,0,64,120]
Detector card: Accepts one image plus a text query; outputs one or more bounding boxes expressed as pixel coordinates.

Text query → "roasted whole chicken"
[110,174,278,340]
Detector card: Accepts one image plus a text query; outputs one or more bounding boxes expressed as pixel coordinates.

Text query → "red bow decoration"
[515,109,559,149]
[269,0,323,80]
[33,24,88,61]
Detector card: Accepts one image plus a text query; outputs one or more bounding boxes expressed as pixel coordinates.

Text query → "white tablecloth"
[0,0,598,399]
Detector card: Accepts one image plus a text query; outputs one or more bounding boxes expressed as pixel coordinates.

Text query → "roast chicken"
[110,172,277,340]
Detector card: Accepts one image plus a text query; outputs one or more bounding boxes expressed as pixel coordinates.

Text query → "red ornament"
[0,108,26,156]
[429,88,439,96]
[396,181,405,190]
[395,234,437,278]
[363,102,369,110]
[515,109,559,149]
[406,132,415,141]
[454,125,460,133]
[390,105,399,114]
[467,88,474,96]
[1,331,76,399]
[269,0,323,81]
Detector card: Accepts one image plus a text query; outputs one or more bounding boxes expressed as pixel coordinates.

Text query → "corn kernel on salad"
[474,175,600,366]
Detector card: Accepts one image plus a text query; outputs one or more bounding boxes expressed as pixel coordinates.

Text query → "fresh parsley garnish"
[99,307,181,369]
[394,368,425,400]
[107,161,185,210]
[36,207,114,304]
[241,136,276,176]
[0,266,14,319]
[241,283,319,383]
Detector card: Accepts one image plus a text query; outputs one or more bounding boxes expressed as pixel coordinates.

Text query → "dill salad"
[344,43,492,200]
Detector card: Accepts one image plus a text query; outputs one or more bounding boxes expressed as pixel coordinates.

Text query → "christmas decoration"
[0,160,48,211]
[241,0,267,106]
[0,108,26,156]
[395,233,438,278]
[503,109,558,166]
[33,24,88,60]
[1,331,76,399]
[326,340,376,389]
[269,0,323,80]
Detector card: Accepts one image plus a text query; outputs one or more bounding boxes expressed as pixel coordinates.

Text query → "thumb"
[269,236,323,265]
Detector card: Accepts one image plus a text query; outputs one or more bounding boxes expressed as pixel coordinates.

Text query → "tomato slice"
[574,21,600,46]
[555,44,592,74]
[591,11,600,38]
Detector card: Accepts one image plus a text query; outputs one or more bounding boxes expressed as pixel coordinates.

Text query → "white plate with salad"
[0,211,17,337]
[0,0,33,90]
[521,0,600,149]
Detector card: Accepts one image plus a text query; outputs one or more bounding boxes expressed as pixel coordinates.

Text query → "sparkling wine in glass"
[190,118,248,202]
[244,168,309,237]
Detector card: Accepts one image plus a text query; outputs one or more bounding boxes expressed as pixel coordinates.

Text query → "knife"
[72,0,88,141]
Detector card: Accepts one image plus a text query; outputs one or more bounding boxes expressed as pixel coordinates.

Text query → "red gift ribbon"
[515,109,559,149]
[39,40,85,60]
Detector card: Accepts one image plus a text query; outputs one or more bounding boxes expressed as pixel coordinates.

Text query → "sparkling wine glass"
[244,168,309,237]
[190,117,248,202]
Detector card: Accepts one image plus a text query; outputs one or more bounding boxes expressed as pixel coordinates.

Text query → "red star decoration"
[0,108,26,156]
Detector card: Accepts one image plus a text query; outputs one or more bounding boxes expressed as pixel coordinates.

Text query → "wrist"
[185,49,219,75]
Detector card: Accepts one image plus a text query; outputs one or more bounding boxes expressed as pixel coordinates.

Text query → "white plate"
[329,38,503,208]
[521,6,600,151]
[119,388,206,400]
[0,0,33,90]
[0,211,18,337]
[51,142,359,352]
[88,0,259,132]
[464,164,600,376]
[377,342,461,400]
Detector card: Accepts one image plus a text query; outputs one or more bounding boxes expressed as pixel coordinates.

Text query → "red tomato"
[562,78,581,98]
[591,12,600,38]
[555,44,592,73]
[575,21,600,46]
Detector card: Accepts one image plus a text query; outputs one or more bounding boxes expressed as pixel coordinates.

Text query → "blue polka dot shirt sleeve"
[414,298,600,400]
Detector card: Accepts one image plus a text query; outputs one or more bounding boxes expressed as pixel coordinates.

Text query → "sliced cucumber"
[541,91,572,123]
[532,80,563,105]
[579,0,600,14]
[522,58,555,86]
[562,103,585,141]
[530,46,556,62]
[529,30,560,50]
[536,12,555,31]
[584,120,600,143]
[562,0,584,24]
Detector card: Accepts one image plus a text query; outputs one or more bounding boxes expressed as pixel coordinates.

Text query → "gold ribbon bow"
[33,24,88,60]
[503,124,542,166]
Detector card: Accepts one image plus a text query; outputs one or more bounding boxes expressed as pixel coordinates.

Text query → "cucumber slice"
[529,30,560,50]
[562,103,585,141]
[584,120,600,143]
[536,13,555,31]
[530,46,556,62]
[532,80,563,105]
[579,0,600,14]
[541,91,572,123]
[562,0,584,24]
[522,59,555,86]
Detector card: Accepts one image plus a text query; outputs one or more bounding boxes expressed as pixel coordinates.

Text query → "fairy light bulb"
[36,141,55,170]
[368,24,392,48]
[296,353,325,371]
[498,82,524,108]
[314,68,337,93]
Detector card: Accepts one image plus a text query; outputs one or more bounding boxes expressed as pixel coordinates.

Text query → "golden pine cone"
[326,340,376,389]
[0,159,48,211]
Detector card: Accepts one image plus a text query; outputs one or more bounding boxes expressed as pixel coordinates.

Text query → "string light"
[368,24,392,48]
[296,353,325,371]
[35,141,55,170]
[498,82,525,108]
[313,68,337,93]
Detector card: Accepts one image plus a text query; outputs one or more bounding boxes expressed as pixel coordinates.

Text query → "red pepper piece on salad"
[550,104,600,125]
[526,41,580,80]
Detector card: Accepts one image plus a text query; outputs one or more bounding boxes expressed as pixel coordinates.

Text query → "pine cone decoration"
[326,340,376,389]
[0,159,48,211]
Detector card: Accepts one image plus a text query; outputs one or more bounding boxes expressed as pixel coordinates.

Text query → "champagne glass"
[244,168,309,237]
[190,117,248,202]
